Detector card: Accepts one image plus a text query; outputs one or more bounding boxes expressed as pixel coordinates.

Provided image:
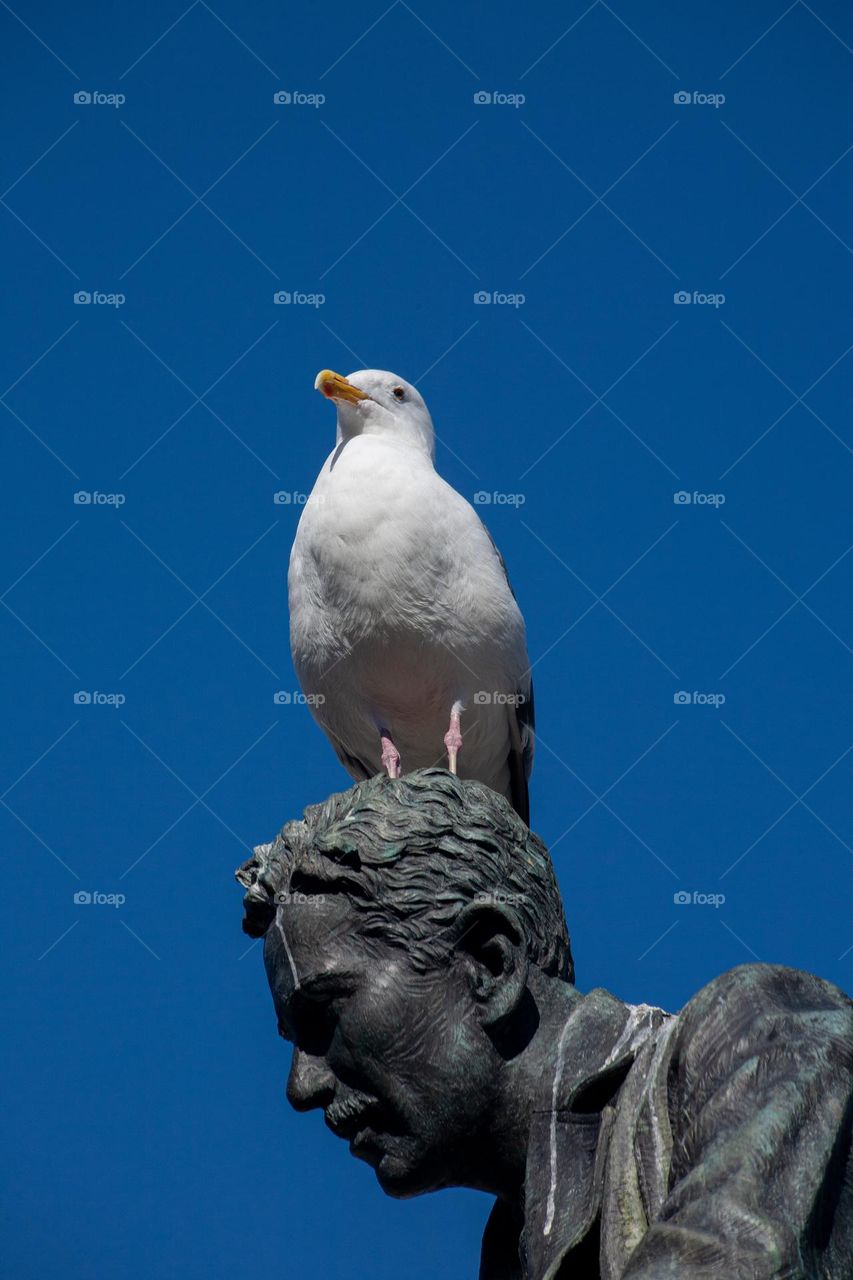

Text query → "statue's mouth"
[349,1127,384,1167]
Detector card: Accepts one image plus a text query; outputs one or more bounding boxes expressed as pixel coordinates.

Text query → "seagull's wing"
[477,517,536,824]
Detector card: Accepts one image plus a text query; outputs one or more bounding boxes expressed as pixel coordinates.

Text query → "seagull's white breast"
[288,434,528,785]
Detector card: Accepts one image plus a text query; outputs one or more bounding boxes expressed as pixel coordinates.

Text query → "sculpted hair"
[236,767,573,983]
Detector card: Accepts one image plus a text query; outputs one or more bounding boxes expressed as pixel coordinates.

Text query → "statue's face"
[264,892,496,1198]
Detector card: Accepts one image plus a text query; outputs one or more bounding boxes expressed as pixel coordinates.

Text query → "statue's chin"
[374,1160,428,1199]
[369,1142,444,1200]
[348,1128,443,1198]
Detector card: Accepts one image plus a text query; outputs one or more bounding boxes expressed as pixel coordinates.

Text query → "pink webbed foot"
[380,730,401,779]
[444,701,464,775]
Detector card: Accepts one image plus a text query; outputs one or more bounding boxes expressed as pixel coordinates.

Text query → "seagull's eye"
[392,386,405,401]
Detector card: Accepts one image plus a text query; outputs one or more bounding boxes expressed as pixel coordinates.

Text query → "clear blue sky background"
[3,2,853,1276]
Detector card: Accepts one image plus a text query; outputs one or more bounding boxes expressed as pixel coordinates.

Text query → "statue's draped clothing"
[480,964,853,1280]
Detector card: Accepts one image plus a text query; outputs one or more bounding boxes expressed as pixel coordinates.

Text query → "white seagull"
[288,368,535,822]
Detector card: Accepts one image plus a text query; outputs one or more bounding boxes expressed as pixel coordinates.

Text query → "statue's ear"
[452,899,529,1030]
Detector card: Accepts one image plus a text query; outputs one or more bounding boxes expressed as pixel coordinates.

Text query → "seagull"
[288,368,535,822]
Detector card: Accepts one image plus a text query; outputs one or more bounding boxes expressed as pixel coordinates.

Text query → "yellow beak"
[314,369,371,404]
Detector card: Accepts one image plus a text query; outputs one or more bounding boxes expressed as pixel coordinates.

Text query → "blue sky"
[3,2,853,1276]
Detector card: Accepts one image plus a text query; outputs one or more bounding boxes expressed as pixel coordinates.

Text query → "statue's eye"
[392,386,405,401]
[290,996,337,1054]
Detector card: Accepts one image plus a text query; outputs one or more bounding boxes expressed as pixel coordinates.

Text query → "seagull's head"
[314,368,435,460]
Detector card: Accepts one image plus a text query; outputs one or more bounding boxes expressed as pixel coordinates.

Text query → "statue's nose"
[286,1047,335,1112]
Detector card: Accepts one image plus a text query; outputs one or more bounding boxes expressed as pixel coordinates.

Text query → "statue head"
[237,768,572,1199]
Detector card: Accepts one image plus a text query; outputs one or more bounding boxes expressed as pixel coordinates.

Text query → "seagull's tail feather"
[507,747,530,826]
[507,677,535,825]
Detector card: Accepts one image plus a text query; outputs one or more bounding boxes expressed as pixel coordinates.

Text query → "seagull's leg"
[444,700,464,775]
[379,729,401,779]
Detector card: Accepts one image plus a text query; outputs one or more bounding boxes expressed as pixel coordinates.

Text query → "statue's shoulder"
[680,960,852,1021]
[670,962,853,1086]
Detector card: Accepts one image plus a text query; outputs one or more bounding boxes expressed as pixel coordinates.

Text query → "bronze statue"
[237,768,853,1279]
